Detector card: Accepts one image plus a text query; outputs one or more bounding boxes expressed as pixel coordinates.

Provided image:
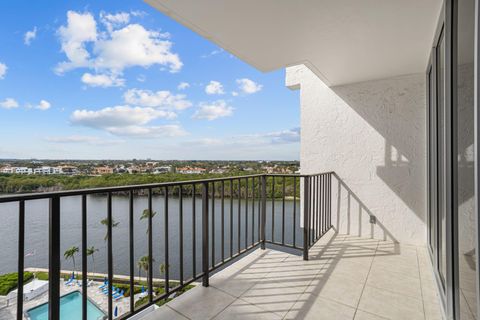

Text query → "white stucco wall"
[286,65,427,245]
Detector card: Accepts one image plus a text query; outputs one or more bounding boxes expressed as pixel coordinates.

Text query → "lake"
[0,195,302,280]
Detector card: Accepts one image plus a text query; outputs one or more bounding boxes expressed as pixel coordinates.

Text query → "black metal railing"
[0,172,333,320]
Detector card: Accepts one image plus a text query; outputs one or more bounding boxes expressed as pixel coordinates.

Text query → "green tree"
[140,209,156,234]
[63,246,79,276]
[86,246,99,276]
[100,217,119,241]
[137,255,155,286]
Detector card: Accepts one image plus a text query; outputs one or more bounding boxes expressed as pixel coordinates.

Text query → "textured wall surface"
[286,65,427,245]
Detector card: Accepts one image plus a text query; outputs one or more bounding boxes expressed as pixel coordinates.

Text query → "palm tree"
[64,246,79,277]
[139,209,156,234]
[137,255,155,286]
[86,246,99,276]
[100,217,119,241]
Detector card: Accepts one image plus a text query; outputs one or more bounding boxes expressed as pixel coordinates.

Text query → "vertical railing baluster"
[221,181,225,262]
[293,176,297,248]
[310,176,316,244]
[303,177,309,260]
[129,191,135,313]
[271,176,275,242]
[257,177,261,243]
[81,195,87,320]
[237,179,241,253]
[49,196,61,320]
[251,177,254,246]
[322,175,326,234]
[179,186,184,286]
[261,176,266,249]
[317,176,320,240]
[282,176,286,245]
[107,192,113,320]
[211,182,215,267]
[202,182,209,287]
[328,174,332,229]
[230,179,233,257]
[192,184,196,278]
[17,200,25,320]
[164,186,170,295]
[148,188,153,303]
[245,178,248,249]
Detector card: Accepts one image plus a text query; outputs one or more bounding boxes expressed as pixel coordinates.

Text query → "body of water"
[0,195,301,280]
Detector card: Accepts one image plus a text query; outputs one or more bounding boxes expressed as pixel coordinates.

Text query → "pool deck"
[0,279,132,319]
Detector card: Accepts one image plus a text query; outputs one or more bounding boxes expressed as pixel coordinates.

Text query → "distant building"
[176,167,206,174]
[209,168,227,174]
[93,166,114,175]
[58,165,78,175]
[15,167,33,175]
[0,166,15,174]
[153,166,172,174]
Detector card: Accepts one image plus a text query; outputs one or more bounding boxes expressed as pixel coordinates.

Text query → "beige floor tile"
[285,294,356,320]
[322,258,372,284]
[167,286,236,320]
[141,305,189,320]
[370,258,419,279]
[358,286,424,320]
[366,266,422,299]
[210,264,268,297]
[213,299,281,320]
[354,310,389,320]
[240,279,307,317]
[306,274,365,308]
[424,301,444,320]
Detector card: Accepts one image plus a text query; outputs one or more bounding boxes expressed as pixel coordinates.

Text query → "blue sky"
[0,0,300,160]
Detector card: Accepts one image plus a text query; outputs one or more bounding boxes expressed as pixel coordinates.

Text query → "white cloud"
[56,11,97,73]
[123,89,192,110]
[0,98,19,109]
[99,12,130,33]
[193,100,233,120]
[35,100,51,110]
[56,11,182,77]
[177,82,190,90]
[137,74,146,82]
[46,135,123,145]
[0,63,7,79]
[236,78,263,94]
[81,72,125,87]
[231,91,238,97]
[187,127,300,147]
[24,27,37,45]
[205,81,225,95]
[71,105,176,129]
[107,125,187,138]
[201,48,224,58]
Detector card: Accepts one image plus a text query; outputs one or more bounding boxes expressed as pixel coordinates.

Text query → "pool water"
[26,291,106,320]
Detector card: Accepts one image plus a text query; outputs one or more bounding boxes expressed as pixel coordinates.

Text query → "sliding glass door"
[427,0,478,318]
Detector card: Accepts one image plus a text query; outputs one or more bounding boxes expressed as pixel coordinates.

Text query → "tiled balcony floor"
[142,230,443,320]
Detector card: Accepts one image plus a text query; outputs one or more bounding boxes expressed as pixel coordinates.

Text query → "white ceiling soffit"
[145,0,442,86]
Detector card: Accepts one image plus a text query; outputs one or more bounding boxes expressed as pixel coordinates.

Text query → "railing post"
[202,182,209,287]
[49,196,61,320]
[260,175,267,249]
[303,177,310,261]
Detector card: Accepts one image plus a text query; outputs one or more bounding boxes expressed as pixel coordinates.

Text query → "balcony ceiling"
[146,0,442,86]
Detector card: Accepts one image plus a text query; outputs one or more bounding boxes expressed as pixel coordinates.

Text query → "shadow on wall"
[331,76,426,222]
[332,172,398,243]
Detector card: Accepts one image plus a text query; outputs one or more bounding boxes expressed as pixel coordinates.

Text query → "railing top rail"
[0,172,334,203]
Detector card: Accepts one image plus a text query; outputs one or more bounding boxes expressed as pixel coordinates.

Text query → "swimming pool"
[26,291,106,320]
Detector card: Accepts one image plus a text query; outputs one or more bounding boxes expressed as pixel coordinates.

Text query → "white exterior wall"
[287,65,426,245]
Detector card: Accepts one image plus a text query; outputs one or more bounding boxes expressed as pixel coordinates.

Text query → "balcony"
[143,232,441,320]
[0,172,443,319]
